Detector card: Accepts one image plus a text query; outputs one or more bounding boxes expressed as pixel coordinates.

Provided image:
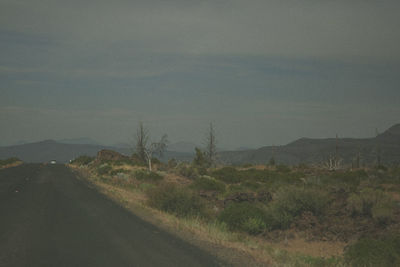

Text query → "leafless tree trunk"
[204,123,217,167]
[144,134,168,171]
[135,122,149,163]
[134,122,168,171]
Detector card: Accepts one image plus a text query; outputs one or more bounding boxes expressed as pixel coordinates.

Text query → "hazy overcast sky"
[1,0,399,149]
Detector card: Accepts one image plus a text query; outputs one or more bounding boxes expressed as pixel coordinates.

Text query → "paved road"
[0,164,221,267]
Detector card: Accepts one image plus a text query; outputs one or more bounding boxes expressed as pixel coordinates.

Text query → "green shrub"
[218,202,266,234]
[147,183,208,218]
[70,155,94,165]
[97,164,112,175]
[113,158,135,166]
[190,177,226,193]
[347,189,395,223]
[344,236,400,267]
[242,217,266,235]
[241,163,253,168]
[167,158,178,169]
[264,205,294,230]
[322,170,368,192]
[0,157,21,166]
[263,187,330,230]
[110,168,130,175]
[241,180,261,191]
[372,201,395,224]
[276,164,291,173]
[192,147,210,168]
[176,164,201,179]
[134,170,163,182]
[131,153,147,166]
[139,183,156,192]
[212,167,242,183]
[274,186,330,217]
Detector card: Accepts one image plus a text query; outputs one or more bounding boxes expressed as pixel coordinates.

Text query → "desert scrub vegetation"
[189,176,226,193]
[175,163,207,179]
[344,235,400,267]
[134,170,163,182]
[146,183,210,218]
[97,163,112,175]
[76,154,400,266]
[218,202,267,234]
[0,157,22,167]
[264,186,331,230]
[70,155,94,166]
[347,188,395,223]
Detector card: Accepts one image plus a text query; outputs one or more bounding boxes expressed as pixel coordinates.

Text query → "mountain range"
[219,124,400,166]
[0,124,399,166]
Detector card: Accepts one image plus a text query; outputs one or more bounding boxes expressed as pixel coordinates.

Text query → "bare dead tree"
[134,122,168,171]
[324,134,341,171]
[324,155,342,171]
[144,134,168,171]
[204,122,217,167]
[135,122,149,163]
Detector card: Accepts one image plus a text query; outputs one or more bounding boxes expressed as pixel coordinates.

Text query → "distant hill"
[57,137,101,145]
[219,124,400,166]
[1,124,399,166]
[168,142,198,153]
[0,140,193,163]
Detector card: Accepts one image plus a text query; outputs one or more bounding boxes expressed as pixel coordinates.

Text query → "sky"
[1,0,399,149]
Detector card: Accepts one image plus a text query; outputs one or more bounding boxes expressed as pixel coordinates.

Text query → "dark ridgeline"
[1,124,399,166]
[219,124,400,166]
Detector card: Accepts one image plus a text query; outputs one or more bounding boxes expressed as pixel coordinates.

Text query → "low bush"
[110,168,130,175]
[264,186,330,230]
[241,163,253,168]
[241,180,261,191]
[276,164,291,173]
[112,158,135,166]
[167,158,178,169]
[97,164,112,175]
[274,186,330,217]
[344,236,400,267]
[190,177,226,193]
[212,167,242,183]
[264,205,294,230]
[131,153,147,166]
[70,155,94,166]
[218,202,267,234]
[242,217,267,235]
[0,157,21,167]
[322,170,368,192]
[347,188,395,223]
[138,183,156,192]
[176,164,201,179]
[134,170,163,182]
[146,183,208,218]
[372,201,395,224]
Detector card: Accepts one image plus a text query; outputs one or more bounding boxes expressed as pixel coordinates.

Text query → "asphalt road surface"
[0,164,222,267]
